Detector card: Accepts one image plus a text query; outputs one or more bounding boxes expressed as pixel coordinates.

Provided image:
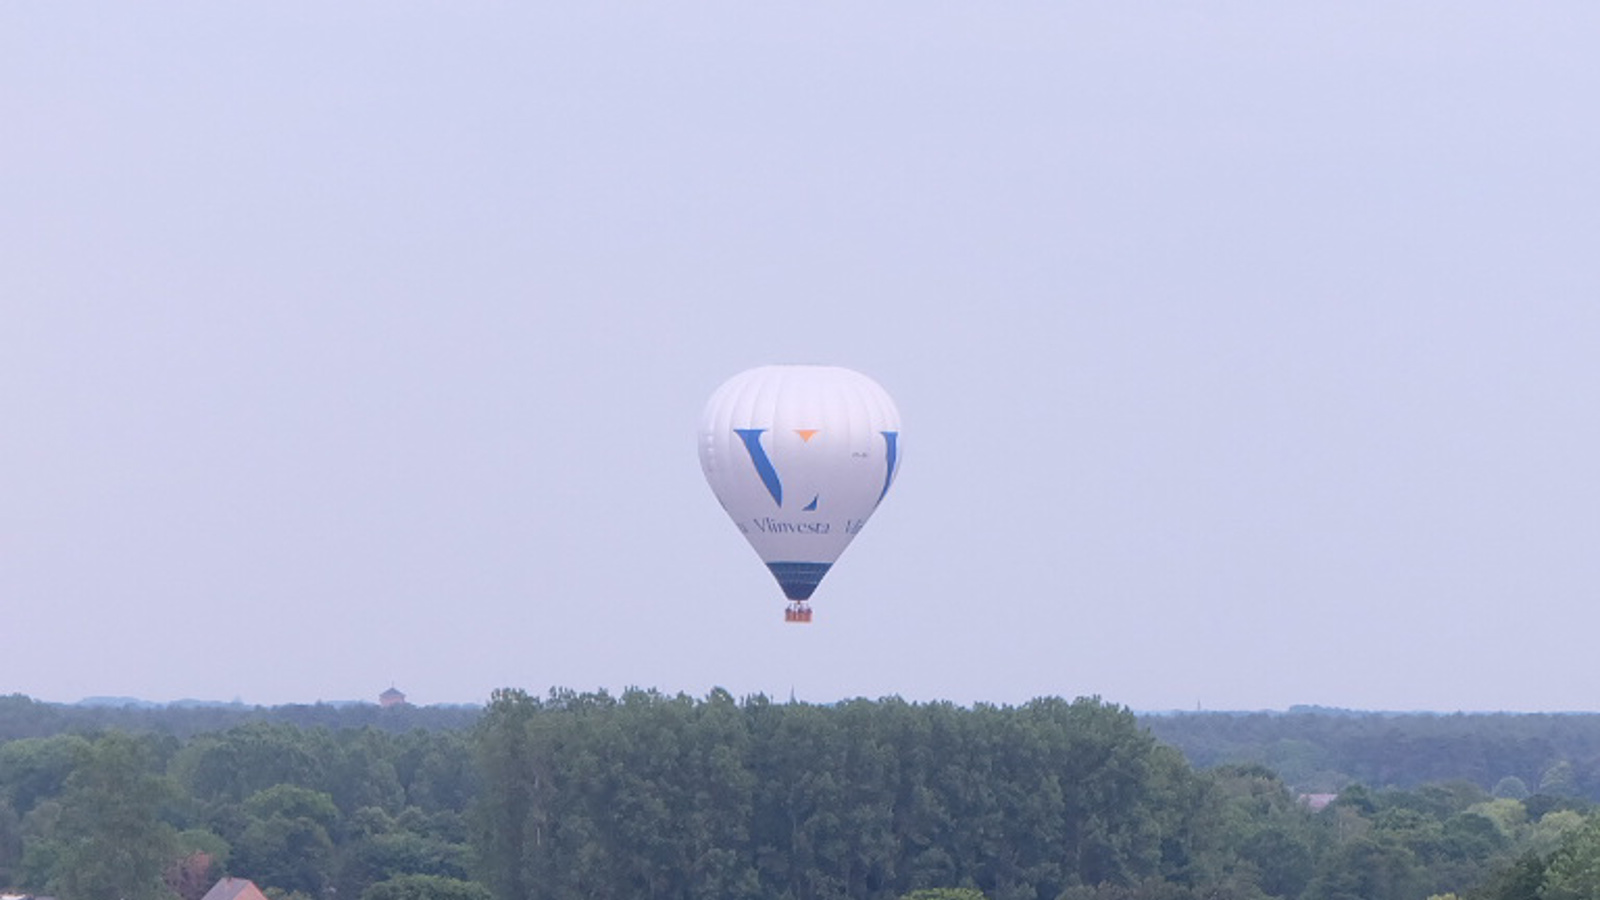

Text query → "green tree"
[1307,835,1427,900]
[233,785,341,896]
[173,723,330,804]
[338,805,471,894]
[14,799,62,891]
[50,732,179,900]
[1543,818,1600,900]
[471,688,546,900]
[361,874,492,900]
[0,798,21,887]
[1207,764,1319,898]
[1542,761,1580,798]
[1469,852,1547,900]
[1492,777,1531,800]
[1529,809,1588,857]
[328,729,406,815]
[398,731,478,814]
[0,735,92,814]
[1465,798,1526,838]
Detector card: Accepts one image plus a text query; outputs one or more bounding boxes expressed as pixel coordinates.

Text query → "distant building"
[1299,792,1338,811]
[380,686,408,708]
[198,879,271,900]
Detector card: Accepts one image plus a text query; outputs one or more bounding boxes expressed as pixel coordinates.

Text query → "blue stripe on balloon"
[735,428,783,507]
[767,561,832,600]
[877,431,899,506]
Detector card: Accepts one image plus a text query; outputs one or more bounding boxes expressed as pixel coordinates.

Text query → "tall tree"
[50,732,179,900]
[472,688,546,900]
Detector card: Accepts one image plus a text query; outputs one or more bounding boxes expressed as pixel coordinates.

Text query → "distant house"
[199,879,271,900]
[380,686,408,708]
[1299,792,1339,811]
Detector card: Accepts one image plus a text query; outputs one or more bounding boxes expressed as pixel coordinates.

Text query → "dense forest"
[1142,708,1600,798]
[9,691,1600,900]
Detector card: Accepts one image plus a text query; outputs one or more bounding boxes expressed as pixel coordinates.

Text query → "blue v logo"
[734,429,900,511]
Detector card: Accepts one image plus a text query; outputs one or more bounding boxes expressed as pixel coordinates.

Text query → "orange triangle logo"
[794,429,819,442]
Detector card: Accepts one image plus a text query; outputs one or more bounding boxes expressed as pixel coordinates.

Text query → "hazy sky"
[4,4,1598,712]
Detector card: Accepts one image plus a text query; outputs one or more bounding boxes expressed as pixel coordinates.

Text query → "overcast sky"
[4,3,1598,712]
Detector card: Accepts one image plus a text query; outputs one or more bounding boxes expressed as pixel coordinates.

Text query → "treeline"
[0,694,481,742]
[19,693,1600,805]
[1141,710,1600,798]
[13,691,1600,899]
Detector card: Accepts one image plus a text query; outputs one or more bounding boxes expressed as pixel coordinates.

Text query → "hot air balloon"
[699,365,902,623]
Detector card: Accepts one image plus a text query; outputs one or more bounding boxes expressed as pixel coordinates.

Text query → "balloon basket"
[784,603,813,624]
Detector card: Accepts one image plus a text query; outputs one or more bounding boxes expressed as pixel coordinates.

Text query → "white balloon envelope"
[699,365,902,623]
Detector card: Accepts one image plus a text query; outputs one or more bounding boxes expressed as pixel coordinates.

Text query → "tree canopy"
[6,691,1600,900]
